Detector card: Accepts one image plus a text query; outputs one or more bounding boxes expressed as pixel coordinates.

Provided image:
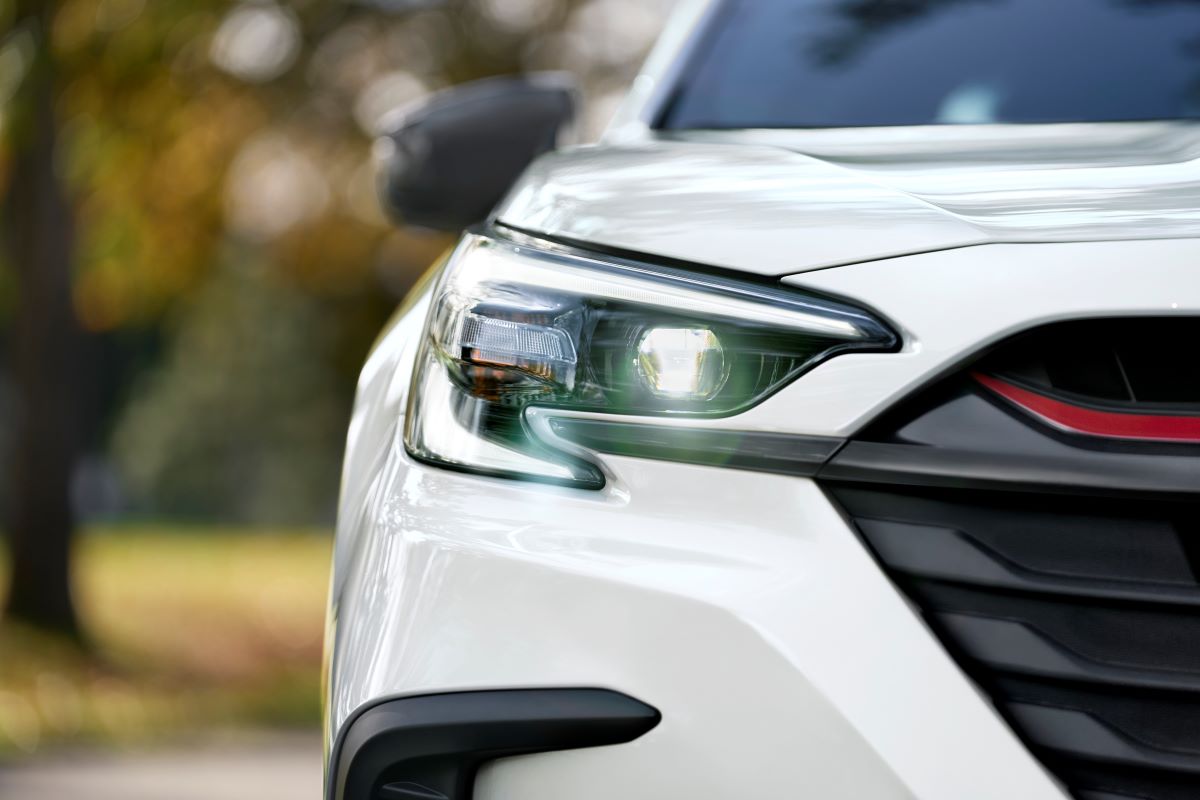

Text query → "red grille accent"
[976,373,1200,443]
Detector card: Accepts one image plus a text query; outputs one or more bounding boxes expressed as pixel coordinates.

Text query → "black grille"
[819,320,1200,800]
[984,317,1200,409]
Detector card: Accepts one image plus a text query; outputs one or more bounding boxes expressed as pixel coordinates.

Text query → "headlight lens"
[405,232,897,487]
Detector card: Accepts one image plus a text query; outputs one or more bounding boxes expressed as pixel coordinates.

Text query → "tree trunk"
[3,1,83,637]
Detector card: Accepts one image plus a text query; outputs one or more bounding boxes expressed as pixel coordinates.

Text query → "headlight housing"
[405,231,898,488]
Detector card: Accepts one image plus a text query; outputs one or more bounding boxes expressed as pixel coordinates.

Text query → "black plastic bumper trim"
[328,689,661,800]
[820,440,1200,499]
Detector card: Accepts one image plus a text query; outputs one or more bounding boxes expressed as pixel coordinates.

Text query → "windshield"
[659,0,1200,129]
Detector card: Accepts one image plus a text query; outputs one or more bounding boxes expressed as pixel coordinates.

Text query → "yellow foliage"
[0,528,330,755]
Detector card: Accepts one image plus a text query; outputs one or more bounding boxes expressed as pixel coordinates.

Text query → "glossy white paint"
[782,239,1200,435]
[330,291,427,598]
[513,238,1200,441]
[327,234,1199,798]
[679,120,1200,166]
[496,125,1200,276]
[327,3,1200,795]
[329,438,1064,799]
[496,141,988,275]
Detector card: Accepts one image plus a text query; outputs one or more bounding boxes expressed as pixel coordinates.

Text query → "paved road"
[0,732,322,800]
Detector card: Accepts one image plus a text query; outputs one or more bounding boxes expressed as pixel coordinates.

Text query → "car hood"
[495,121,1200,277]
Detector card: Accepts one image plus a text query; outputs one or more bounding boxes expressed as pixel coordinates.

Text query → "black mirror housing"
[376,73,577,232]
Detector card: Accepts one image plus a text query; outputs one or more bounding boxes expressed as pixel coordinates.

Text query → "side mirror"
[376,73,577,232]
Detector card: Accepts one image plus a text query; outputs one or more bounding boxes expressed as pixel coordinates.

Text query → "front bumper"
[327,238,1200,800]
[329,451,1065,800]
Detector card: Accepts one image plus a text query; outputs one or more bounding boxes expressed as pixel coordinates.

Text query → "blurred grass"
[0,527,331,757]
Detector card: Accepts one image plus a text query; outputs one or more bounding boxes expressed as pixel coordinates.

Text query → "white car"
[324,2,1200,799]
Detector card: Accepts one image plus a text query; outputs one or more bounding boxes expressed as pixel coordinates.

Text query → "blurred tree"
[1,0,82,635]
[0,0,668,632]
[113,252,354,524]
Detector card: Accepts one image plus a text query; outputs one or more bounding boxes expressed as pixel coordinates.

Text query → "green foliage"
[111,253,350,523]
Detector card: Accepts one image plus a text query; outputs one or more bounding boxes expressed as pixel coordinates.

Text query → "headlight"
[405,231,898,488]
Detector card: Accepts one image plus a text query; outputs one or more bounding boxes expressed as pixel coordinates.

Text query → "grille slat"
[858,518,1200,607]
[938,613,1200,693]
[1008,702,1200,775]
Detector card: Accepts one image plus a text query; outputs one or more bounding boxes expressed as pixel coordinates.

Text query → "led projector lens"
[637,327,726,399]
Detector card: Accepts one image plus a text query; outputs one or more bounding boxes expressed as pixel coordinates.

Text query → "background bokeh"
[0,0,670,766]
